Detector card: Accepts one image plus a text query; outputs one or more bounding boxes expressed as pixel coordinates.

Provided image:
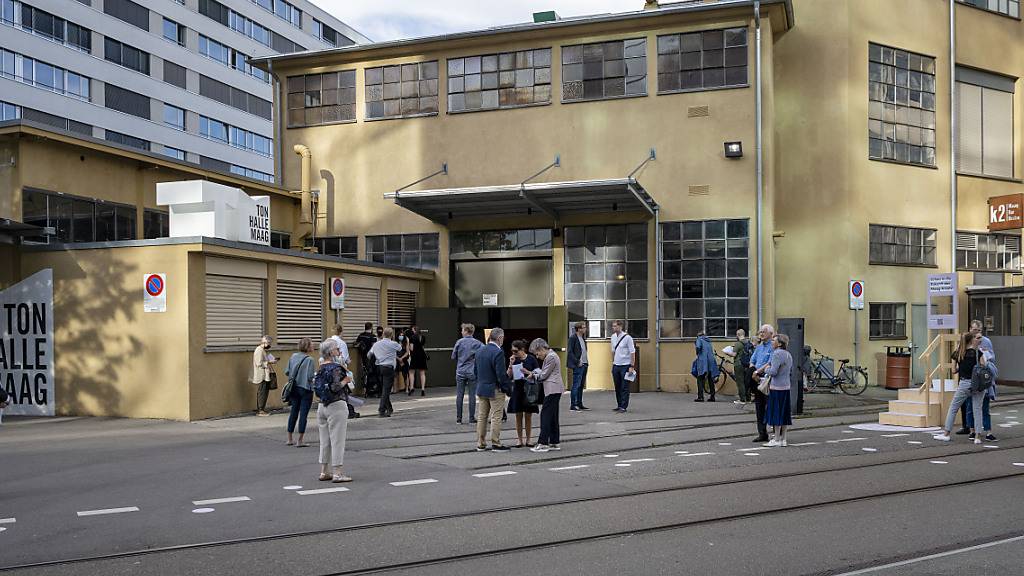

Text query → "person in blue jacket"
[692,332,720,402]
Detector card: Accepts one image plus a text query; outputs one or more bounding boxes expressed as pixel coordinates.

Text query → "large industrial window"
[956,67,1014,178]
[656,27,748,93]
[561,38,647,102]
[365,61,439,120]
[21,189,136,244]
[868,43,937,167]
[564,224,648,339]
[869,303,907,339]
[659,219,749,339]
[316,236,358,259]
[869,224,937,267]
[958,0,1020,18]
[366,233,439,269]
[956,232,1022,271]
[287,70,357,127]
[447,48,552,113]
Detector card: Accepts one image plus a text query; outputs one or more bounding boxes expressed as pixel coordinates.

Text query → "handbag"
[525,378,542,405]
[267,370,278,391]
[757,373,772,395]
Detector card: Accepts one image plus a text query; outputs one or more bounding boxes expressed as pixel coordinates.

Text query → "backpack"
[971,363,995,394]
[313,363,348,406]
[737,339,754,367]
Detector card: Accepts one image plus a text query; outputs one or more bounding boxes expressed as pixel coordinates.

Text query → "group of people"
[934,319,998,444]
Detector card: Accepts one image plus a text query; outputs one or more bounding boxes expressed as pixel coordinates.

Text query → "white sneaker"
[733,400,745,405]
[530,444,550,453]
[764,439,780,447]
[780,439,788,447]
[933,433,951,442]
[974,438,982,445]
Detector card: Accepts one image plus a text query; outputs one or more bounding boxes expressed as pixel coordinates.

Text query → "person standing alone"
[451,323,483,424]
[610,320,636,413]
[567,321,590,411]
[474,327,512,451]
[252,335,277,416]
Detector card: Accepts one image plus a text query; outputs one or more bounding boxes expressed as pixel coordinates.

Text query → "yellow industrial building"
[2,0,1023,420]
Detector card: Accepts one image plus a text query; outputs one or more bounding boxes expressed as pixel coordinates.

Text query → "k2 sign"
[989,194,1023,232]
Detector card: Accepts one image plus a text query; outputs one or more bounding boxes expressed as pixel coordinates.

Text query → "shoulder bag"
[757,373,772,395]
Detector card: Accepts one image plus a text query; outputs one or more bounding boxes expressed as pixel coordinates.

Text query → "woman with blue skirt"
[758,333,793,447]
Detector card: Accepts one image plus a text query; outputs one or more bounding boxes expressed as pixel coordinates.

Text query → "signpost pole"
[853,309,859,369]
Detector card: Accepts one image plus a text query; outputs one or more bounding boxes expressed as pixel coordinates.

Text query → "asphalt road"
[1,388,1023,575]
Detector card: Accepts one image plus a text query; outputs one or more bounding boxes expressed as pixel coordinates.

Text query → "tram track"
[4,441,1022,574]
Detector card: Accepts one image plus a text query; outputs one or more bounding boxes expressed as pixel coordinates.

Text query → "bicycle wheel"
[716,367,732,393]
[839,366,868,395]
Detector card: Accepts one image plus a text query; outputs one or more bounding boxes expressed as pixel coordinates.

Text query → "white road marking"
[737,447,767,452]
[1009,410,1018,413]
[826,440,840,443]
[907,440,923,444]
[990,412,1001,416]
[0,527,5,533]
[718,442,733,446]
[615,463,631,467]
[744,453,760,456]
[390,479,439,487]
[832,534,1024,575]
[618,458,656,463]
[0,518,14,525]
[930,461,948,464]
[984,445,999,449]
[283,485,302,490]
[674,451,690,454]
[602,454,620,458]
[842,430,854,434]
[296,487,350,495]
[1013,463,1024,467]
[677,452,715,457]
[861,448,878,452]
[77,507,139,517]
[788,442,819,446]
[549,465,590,471]
[192,508,215,514]
[192,496,250,506]
[473,471,517,478]
[881,433,910,438]
[837,437,868,442]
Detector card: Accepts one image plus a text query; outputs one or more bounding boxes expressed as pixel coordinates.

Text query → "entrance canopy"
[384,178,658,223]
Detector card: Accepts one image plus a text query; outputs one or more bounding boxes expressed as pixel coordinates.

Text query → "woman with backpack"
[934,331,989,444]
[315,339,354,482]
[284,337,316,447]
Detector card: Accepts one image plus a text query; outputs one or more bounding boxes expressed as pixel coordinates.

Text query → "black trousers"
[378,365,395,415]
[750,373,768,439]
[539,392,561,445]
[696,374,715,400]
[256,380,270,412]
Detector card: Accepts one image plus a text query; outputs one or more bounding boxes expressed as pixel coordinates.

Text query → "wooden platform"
[878,380,958,428]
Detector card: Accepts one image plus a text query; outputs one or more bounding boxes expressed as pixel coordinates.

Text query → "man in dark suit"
[567,321,591,411]
[474,327,513,452]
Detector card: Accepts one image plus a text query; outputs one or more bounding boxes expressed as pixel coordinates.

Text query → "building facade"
[0,0,366,185]
[253,0,1023,390]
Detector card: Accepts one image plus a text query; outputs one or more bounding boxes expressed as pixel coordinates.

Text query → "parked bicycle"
[714,352,736,394]
[803,347,868,395]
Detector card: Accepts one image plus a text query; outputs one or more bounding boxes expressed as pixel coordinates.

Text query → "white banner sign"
[144,273,167,313]
[1,269,55,416]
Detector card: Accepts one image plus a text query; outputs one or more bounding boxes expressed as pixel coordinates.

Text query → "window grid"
[0,48,91,101]
[869,224,937,267]
[450,229,553,258]
[104,38,150,75]
[1,100,20,121]
[316,236,358,259]
[659,219,749,340]
[447,48,552,113]
[365,61,440,120]
[199,35,269,83]
[164,104,185,131]
[270,230,291,249]
[287,70,357,127]
[21,189,137,244]
[656,27,748,93]
[870,303,907,339]
[564,224,649,339]
[366,233,440,269]
[868,42,937,167]
[561,38,647,102]
[163,17,185,46]
[958,0,1020,18]
[229,164,274,183]
[956,232,1022,271]
[199,115,272,157]
[6,2,92,53]
[162,146,185,161]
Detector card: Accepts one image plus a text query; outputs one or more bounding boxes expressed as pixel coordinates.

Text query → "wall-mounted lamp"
[724,141,743,158]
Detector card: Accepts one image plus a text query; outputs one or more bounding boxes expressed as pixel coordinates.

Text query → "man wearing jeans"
[451,323,482,424]
[474,327,513,451]
[567,321,590,411]
[610,320,636,413]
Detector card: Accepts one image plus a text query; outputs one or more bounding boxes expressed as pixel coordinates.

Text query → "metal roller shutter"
[387,290,417,329]
[276,280,324,345]
[342,287,379,335]
[206,275,265,347]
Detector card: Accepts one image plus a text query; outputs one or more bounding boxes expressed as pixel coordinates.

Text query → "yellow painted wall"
[21,245,193,420]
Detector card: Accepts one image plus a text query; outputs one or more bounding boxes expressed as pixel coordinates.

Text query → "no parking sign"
[848,280,865,310]
[144,273,167,313]
[329,277,345,310]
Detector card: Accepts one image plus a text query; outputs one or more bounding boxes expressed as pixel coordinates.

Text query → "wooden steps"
[878,379,958,428]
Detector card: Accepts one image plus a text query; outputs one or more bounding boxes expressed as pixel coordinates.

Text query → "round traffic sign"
[146,274,164,297]
[851,281,863,297]
[332,278,345,297]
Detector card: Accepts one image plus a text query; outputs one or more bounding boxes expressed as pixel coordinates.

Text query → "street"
[1,388,1023,575]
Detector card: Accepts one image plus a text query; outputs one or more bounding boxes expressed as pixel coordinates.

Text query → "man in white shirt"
[610,320,636,413]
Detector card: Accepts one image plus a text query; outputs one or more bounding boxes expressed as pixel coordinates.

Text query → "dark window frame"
[561,38,648,104]
[316,236,358,259]
[868,42,937,167]
[446,48,552,114]
[365,233,439,269]
[21,188,137,244]
[869,302,907,340]
[656,27,749,95]
[287,70,357,127]
[364,61,440,121]
[955,230,1022,272]
[868,223,938,268]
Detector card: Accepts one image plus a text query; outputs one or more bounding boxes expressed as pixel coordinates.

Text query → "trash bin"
[884,346,911,390]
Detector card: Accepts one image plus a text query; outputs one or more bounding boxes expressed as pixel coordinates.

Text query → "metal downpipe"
[754,1,764,326]
[949,0,957,274]
[654,205,661,392]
